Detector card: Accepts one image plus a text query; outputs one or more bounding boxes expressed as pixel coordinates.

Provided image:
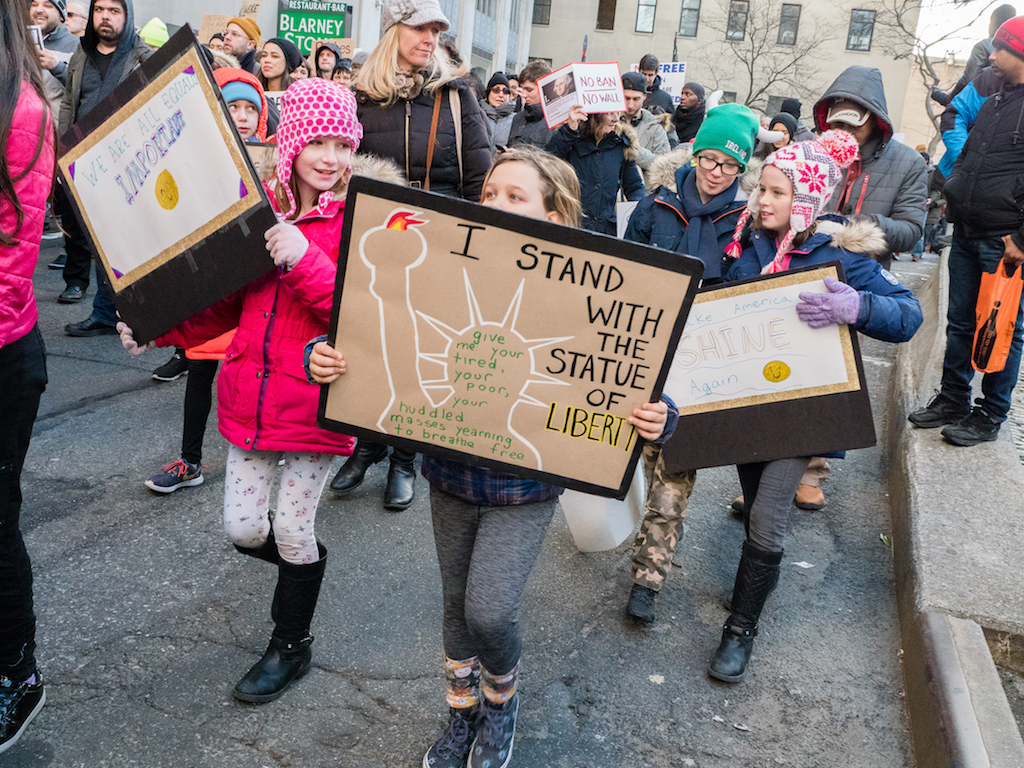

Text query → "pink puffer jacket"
[158,197,354,456]
[1,82,54,349]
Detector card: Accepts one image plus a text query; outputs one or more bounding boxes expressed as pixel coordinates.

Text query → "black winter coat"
[546,123,645,235]
[945,80,1024,243]
[356,77,491,201]
[507,103,556,149]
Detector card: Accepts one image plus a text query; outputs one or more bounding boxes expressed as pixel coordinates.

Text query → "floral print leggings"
[223,444,332,564]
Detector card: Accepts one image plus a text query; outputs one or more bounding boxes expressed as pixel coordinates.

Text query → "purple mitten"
[796,275,861,328]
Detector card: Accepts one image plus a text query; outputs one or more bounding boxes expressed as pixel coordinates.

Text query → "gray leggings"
[737,458,811,553]
[429,487,557,675]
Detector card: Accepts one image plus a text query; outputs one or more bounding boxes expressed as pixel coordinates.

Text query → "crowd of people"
[4,0,1024,764]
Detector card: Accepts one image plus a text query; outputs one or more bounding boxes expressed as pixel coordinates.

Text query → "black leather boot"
[233,530,279,564]
[233,544,327,703]
[708,540,783,683]
[329,440,388,493]
[383,448,416,511]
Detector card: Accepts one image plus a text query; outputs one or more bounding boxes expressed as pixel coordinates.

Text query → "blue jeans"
[940,233,1024,422]
[90,265,117,326]
[912,235,924,259]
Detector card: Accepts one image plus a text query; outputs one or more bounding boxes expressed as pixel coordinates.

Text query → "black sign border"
[318,176,705,499]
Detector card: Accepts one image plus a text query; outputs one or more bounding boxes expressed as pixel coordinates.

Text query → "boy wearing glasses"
[623,104,764,623]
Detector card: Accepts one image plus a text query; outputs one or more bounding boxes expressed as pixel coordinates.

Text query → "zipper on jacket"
[252,284,280,449]
[405,101,412,183]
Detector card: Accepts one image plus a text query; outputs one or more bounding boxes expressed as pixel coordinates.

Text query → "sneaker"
[145,459,204,493]
[152,349,188,381]
[626,583,657,623]
[47,252,66,269]
[423,707,478,768]
[794,483,825,510]
[469,695,517,768]
[941,407,1000,447]
[908,391,971,429]
[0,675,45,755]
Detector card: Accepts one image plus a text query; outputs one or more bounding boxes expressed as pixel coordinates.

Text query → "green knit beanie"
[691,103,760,170]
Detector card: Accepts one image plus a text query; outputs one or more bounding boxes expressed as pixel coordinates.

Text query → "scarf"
[673,102,706,143]
[680,170,738,279]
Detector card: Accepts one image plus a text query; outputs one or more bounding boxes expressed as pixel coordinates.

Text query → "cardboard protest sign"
[198,14,232,45]
[661,264,876,472]
[57,27,278,344]
[319,178,704,499]
[238,0,264,18]
[313,38,355,59]
[537,62,626,129]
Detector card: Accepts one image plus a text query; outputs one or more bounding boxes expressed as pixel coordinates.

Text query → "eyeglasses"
[491,87,510,95]
[66,11,84,19]
[696,154,742,176]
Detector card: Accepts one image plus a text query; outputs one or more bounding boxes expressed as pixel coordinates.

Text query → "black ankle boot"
[234,531,279,564]
[708,540,783,683]
[233,544,327,703]
[383,449,416,511]
[330,440,388,493]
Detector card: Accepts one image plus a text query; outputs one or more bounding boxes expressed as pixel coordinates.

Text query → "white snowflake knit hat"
[724,129,860,274]
[276,78,363,218]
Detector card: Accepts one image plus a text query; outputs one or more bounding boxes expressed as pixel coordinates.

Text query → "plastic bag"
[973,257,1024,373]
[560,460,647,553]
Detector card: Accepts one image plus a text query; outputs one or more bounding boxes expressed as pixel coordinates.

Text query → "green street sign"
[278,0,348,54]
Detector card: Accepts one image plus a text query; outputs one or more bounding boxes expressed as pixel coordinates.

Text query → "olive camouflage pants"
[630,443,696,591]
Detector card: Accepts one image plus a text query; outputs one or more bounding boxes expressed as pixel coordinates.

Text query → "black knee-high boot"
[233,543,327,702]
[708,540,783,683]
[233,530,279,564]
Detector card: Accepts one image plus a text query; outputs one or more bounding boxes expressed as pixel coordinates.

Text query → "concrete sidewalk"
[887,252,1024,766]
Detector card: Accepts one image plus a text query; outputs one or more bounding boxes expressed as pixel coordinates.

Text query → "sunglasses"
[491,86,510,94]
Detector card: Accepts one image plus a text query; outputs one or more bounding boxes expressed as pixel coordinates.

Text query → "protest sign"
[238,0,264,18]
[57,27,278,345]
[537,62,626,129]
[318,178,704,498]
[198,14,232,45]
[655,62,688,105]
[660,264,876,472]
[246,142,278,181]
[278,0,348,54]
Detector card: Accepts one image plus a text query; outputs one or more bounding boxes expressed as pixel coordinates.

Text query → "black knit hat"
[263,37,303,72]
[780,97,802,118]
[487,72,510,91]
[621,71,647,94]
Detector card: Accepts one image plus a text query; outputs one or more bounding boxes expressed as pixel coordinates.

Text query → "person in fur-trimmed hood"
[545,104,645,234]
[625,103,765,283]
[622,103,771,628]
[708,130,921,685]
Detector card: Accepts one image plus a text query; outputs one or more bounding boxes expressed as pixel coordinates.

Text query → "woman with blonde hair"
[331,0,491,510]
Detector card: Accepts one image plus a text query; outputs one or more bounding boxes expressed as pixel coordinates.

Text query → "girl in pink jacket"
[118,78,362,703]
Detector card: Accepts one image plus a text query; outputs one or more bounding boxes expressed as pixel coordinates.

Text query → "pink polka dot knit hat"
[724,129,859,274]
[276,78,364,217]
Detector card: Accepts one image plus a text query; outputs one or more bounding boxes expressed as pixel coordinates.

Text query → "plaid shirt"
[422,396,678,506]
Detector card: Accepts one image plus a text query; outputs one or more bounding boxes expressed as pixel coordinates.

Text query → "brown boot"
[794,483,824,511]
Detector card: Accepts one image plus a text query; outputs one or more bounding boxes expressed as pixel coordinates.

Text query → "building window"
[846,9,875,51]
[777,3,800,45]
[532,0,550,24]
[720,91,737,103]
[726,0,748,41]
[678,0,700,37]
[597,0,617,29]
[636,0,657,33]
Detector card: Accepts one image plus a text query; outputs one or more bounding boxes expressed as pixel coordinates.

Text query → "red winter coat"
[1,82,54,349]
[157,195,354,456]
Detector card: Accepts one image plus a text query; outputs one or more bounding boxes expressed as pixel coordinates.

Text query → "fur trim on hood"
[351,152,407,186]
[614,121,641,163]
[815,217,889,257]
[210,50,240,70]
[643,145,762,195]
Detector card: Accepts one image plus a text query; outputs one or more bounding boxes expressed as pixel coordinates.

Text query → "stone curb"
[888,252,1024,766]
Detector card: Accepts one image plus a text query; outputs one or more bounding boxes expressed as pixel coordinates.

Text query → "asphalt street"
[4,237,930,767]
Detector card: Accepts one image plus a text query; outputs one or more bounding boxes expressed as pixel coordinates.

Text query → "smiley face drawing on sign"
[155,169,179,210]
[763,360,791,383]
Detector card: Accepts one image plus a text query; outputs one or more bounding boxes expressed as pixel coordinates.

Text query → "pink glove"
[796,275,861,328]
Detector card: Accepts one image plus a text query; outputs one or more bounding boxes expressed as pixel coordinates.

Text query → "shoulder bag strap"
[424,90,442,191]
[448,88,464,194]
